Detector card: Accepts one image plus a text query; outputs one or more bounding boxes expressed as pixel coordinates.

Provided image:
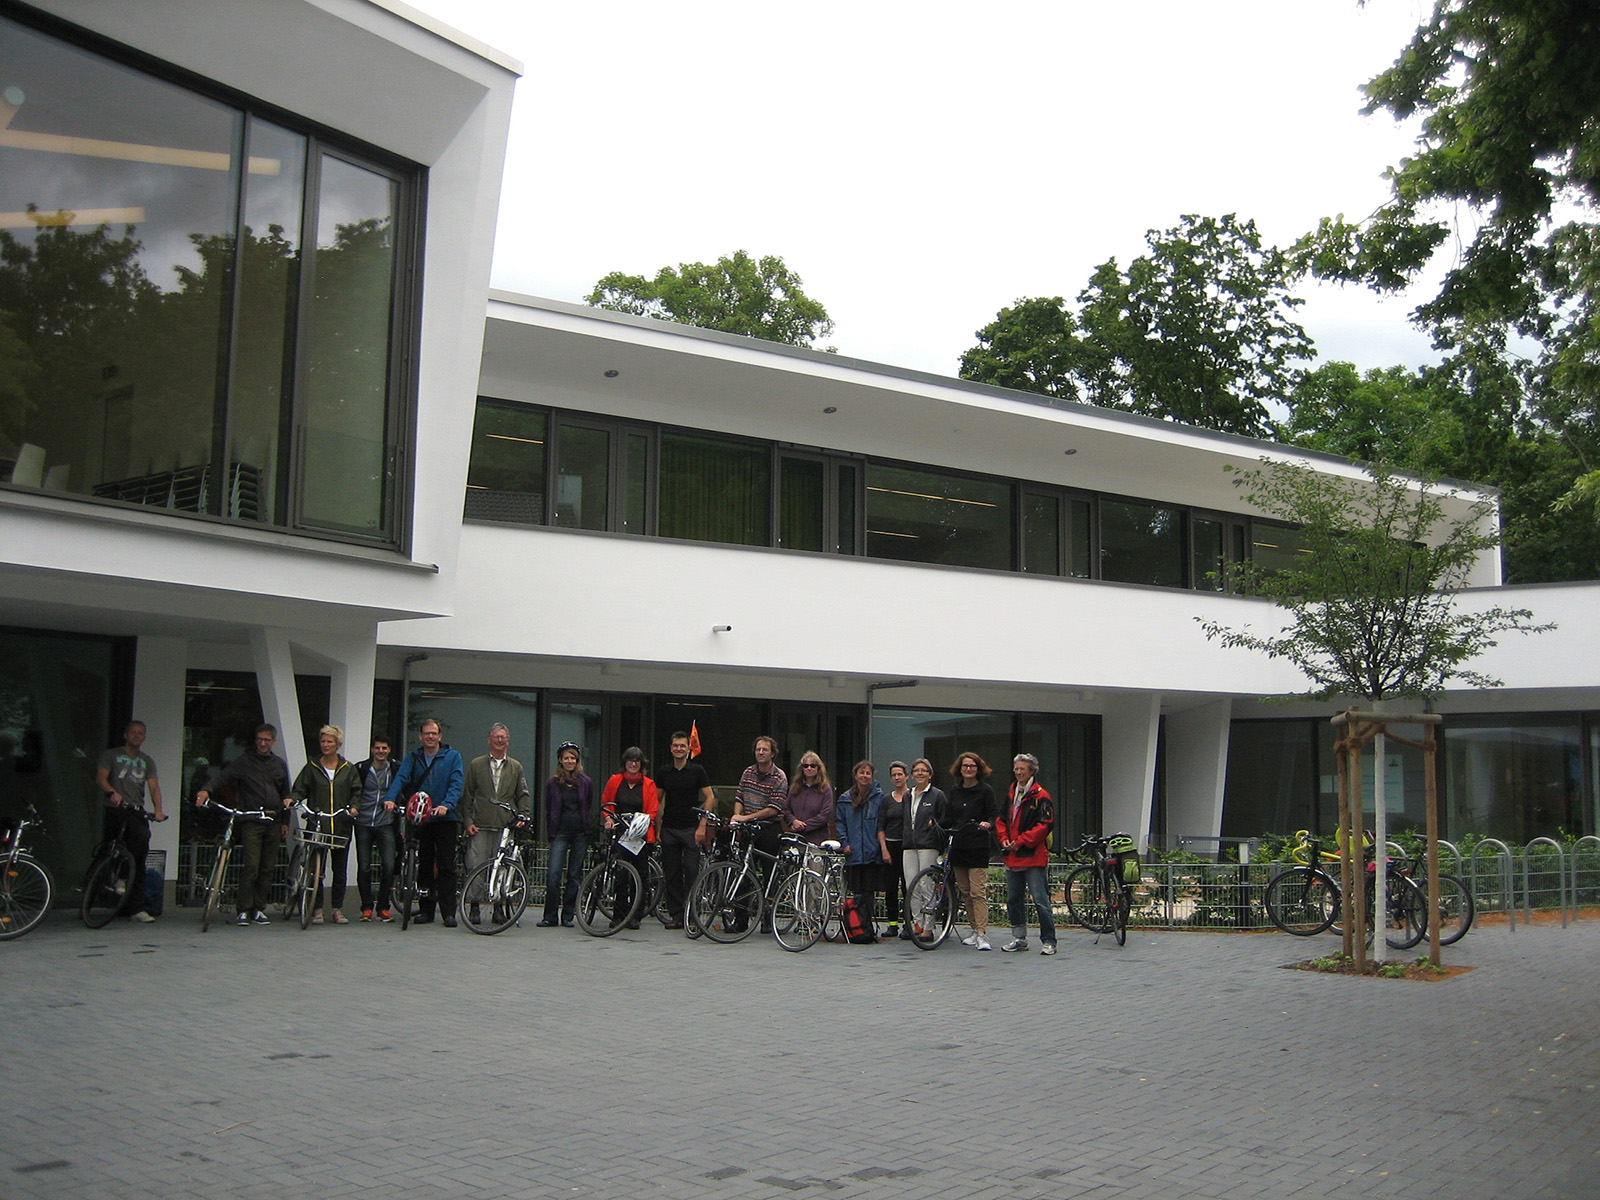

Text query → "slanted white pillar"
[293,628,378,759]
[1101,692,1161,851]
[1162,698,1232,847]
[249,626,306,776]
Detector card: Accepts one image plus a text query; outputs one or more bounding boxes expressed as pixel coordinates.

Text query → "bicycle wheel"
[1384,876,1427,950]
[280,843,307,921]
[1428,873,1475,946]
[576,858,643,936]
[1112,878,1131,945]
[299,848,324,930]
[1064,864,1113,933]
[397,845,418,930]
[200,845,230,932]
[461,860,530,935]
[0,857,52,940]
[1263,867,1338,935]
[81,846,136,929]
[771,869,827,952]
[906,865,954,950]
[646,855,672,925]
[687,860,761,944]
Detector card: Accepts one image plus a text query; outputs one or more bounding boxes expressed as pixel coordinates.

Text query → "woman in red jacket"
[601,746,660,929]
[996,752,1057,955]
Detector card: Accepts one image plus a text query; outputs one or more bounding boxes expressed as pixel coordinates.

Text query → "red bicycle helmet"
[405,791,433,824]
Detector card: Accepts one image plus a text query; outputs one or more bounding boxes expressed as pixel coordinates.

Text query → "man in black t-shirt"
[653,731,714,929]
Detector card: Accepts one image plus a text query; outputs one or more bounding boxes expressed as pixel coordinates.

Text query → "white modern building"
[2,0,1597,900]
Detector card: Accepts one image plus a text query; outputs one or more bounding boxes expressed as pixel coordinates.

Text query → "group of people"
[108,721,1062,953]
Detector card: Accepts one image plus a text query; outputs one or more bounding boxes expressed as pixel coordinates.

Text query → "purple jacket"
[544,773,595,837]
[787,784,836,845]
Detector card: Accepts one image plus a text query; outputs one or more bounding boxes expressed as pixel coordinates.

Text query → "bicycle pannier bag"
[840,897,877,943]
[1108,833,1141,884]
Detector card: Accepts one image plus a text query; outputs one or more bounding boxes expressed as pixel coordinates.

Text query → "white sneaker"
[975,936,992,951]
[1000,938,1027,953]
[1040,944,1056,956]
[311,909,324,925]
[130,911,156,923]
[961,934,979,947]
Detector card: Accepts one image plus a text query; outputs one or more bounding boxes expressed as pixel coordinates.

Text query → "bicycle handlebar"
[199,801,275,823]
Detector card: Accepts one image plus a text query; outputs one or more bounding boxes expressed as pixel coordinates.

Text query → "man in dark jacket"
[996,753,1056,955]
[384,719,465,926]
[196,723,292,925]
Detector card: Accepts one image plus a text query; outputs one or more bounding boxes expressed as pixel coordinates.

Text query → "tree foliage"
[1198,459,1552,701]
[961,215,1312,439]
[586,250,834,347]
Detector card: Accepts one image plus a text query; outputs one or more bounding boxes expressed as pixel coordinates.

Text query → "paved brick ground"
[3,907,1599,1200]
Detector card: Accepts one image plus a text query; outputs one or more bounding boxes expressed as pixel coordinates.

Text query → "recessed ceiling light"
[1064,448,1077,455]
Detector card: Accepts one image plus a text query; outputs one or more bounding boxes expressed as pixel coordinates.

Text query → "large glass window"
[553,422,610,531]
[1100,499,1185,586]
[1445,718,1584,842]
[1251,522,1311,575]
[0,13,417,545]
[865,464,1012,570]
[659,432,769,545]
[465,401,547,522]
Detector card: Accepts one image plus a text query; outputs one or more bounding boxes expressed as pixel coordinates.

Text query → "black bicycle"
[1063,833,1138,946]
[196,801,276,932]
[575,814,649,936]
[81,804,166,928]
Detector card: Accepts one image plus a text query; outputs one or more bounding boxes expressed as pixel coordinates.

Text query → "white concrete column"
[1162,698,1232,846]
[1101,692,1161,851]
[130,636,187,880]
[249,627,306,776]
[294,628,378,759]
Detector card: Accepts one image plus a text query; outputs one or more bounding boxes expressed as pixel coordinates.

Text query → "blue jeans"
[544,833,587,922]
[1006,865,1056,946]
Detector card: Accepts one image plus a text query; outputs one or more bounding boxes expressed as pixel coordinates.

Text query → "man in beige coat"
[461,723,531,922]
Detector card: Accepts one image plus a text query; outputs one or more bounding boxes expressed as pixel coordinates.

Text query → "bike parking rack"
[1470,838,1515,931]
[1523,837,1566,929]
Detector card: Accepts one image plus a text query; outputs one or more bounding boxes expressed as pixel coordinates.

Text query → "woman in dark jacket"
[539,742,594,927]
[943,751,997,951]
[290,723,359,925]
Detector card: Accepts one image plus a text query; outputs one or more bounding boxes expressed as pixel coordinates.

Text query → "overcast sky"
[413,0,1441,379]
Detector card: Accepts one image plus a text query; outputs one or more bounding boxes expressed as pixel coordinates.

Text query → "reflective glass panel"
[465,400,547,523]
[1100,499,1184,586]
[658,432,769,545]
[554,423,610,530]
[865,464,1012,570]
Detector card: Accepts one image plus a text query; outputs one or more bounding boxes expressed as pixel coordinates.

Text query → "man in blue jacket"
[385,719,465,927]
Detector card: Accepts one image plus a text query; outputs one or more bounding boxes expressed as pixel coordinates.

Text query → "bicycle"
[1,804,53,940]
[1063,833,1137,946]
[1264,831,1427,950]
[394,800,430,931]
[459,800,535,935]
[904,824,981,951]
[575,813,649,936]
[1403,847,1475,945]
[770,839,847,952]
[686,818,792,944]
[81,804,166,928]
[195,802,275,932]
[282,802,349,930]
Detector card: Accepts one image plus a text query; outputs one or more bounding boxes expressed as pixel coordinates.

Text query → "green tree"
[961,215,1312,439]
[1198,459,1552,702]
[586,250,834,347]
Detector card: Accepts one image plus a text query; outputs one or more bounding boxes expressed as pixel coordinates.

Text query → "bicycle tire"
[280,843,307,921]
[771,869,827,952]
[201,845,230,932]
[1428,873,1475,946]
[299,848,324,930]
[0,856,52,940]
[906,865,954,950]
[1384,876,1427,950]
[687,860,761,944]
[646,855,672,925]
[1064,864,1113,933]
[397,845,418,930]
[81,845,136,929]
[576,858,643,937]
[1263,867,1338,936]
[1112,879,1130,945]
[461,860,530,935]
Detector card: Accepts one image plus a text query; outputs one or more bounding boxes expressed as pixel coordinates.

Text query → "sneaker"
[379,910,393,923]
[1000,938,1028,953]
[236,912,250,926]
[360,909,374,922]
[130,911,156,924]
[251,911,271,925]
[1040,944,1057,956]
[331,910,349,925]
[975,936,992,951]
[885,924,898,937]
[961,933,979,947]
[535,918,556,927]
[311,909,324,925]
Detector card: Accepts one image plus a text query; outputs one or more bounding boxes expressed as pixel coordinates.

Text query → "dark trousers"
[882,839,905,926]
[312,814,352,911]
[237,819,280,916]
[103,808,151,916]
[660,825,700,922]
[846,862,881,930]
[416,819,458,919]
[618,842,652,922]
[353,823,396,912]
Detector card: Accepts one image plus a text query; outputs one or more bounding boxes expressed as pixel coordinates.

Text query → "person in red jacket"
[997,753,1056,955]
[601,747,660,929]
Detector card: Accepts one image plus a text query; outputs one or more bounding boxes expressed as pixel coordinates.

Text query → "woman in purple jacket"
[785,751,836,846]
[538,742,594,927]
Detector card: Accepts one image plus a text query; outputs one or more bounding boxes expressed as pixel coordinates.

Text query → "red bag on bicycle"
[840,897,877,944]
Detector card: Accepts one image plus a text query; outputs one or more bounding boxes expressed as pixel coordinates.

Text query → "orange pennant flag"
[688,722,702,759]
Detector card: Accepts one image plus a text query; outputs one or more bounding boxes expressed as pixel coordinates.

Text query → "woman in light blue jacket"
[835,761,890,936]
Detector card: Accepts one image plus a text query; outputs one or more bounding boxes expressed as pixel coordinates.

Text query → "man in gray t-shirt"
[93,720,168,921]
